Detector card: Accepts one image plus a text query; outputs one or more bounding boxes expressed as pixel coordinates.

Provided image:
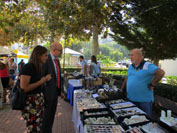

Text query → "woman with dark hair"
[90,55,101,77]
[0,61,9,103]
[20,45,51,133]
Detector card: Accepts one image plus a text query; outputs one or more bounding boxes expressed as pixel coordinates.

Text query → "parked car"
[161,77,167,84]
[114,63,121,68]
[114,62,126,68]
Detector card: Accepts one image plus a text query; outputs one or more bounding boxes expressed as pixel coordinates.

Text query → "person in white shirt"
[9,58,17,80]
[79,56,87,76]
[89,55,101,77]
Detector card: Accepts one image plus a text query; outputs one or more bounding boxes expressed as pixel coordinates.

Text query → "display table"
[67,79,82,106]
[72,89,173,133]
[72,90,105,133]
[72,90,84,133]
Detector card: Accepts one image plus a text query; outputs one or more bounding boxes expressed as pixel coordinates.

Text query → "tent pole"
[63,34,66,73]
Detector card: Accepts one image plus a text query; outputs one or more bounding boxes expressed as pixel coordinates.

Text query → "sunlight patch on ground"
[57,112,62,116]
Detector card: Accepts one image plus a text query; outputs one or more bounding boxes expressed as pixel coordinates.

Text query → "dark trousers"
[132,101,153,118]
[42,97,58,133]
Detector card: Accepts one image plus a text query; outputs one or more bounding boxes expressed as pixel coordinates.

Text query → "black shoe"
[64,98,70,103]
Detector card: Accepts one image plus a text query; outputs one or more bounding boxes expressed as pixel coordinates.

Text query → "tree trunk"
[153,57,159,66]
[50,31,55,43]
[92,22,99,57]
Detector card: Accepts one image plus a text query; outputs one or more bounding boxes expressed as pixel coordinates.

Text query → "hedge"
[63,67,177,103]
[154,83,177,103]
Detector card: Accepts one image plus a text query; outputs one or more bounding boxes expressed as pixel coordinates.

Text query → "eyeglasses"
[55,49,62,52]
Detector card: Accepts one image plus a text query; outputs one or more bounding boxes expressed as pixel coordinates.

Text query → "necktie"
[54,59,60,88]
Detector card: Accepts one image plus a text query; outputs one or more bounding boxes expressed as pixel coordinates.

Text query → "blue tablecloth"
[67,79,82,106]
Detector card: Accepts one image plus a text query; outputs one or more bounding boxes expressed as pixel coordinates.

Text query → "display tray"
[96,90,125,103]
[110,101,136,110]
[105,99,126,106]
[112,107,146,120]
[84,124,124,133]
[81,109,118,125]
[81,108,110,118]
[160,117,177,127]
[124,127,143,133]
[76,98,104,112]
[122,114,150,129]
[159,117,177,133]
[141,122,169,133]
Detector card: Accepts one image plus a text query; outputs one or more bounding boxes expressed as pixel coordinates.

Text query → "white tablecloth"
[72,90,84,133]
[72,89,105,133]
[68,79,82,87]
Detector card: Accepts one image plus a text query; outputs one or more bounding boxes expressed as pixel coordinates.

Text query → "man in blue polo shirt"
[121,48,165,117]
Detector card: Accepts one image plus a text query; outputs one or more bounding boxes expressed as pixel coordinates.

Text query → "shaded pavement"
[0,98,75,133]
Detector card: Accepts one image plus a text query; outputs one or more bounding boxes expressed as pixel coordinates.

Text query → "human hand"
[148,83,155,90]
[40,74,51,84]
[60,92,65,99]
[149,86,154,90]
[40,77,47,84]
[45,74,52,81]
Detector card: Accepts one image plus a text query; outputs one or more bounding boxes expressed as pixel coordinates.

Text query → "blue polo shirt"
[127,61,159,102]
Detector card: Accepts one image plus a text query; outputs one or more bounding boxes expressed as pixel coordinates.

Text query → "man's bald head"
[50,42,63,58]
[130,48,143,66]
[50,42,62,50]
[132,48,143,57]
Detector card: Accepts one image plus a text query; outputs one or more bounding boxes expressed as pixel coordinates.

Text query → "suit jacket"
[43,54,63,101]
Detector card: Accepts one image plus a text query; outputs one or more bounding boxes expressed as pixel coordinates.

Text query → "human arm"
[20,74,51,93]
[149,68,165,90]
[83,63,87,76]
[121,77,127,92]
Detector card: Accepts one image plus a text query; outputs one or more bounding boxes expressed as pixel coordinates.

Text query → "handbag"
[9,78,27,110]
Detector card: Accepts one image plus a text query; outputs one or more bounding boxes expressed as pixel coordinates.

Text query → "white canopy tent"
[0,46,11,55]
[64,48,82,55]
[63,48,83,66]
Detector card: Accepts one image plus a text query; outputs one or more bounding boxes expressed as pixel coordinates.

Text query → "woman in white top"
[89,55,101,77]
[9,58,17,80]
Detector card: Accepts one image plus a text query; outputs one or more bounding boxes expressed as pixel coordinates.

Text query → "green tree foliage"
[68,37,129,61]
[97,54,115,68]
[99,45,111,56]
[36,0,94,42]
[50,0,115,56]
[111,49,123,61]
[0,0,48,46]
[108,0,177,65]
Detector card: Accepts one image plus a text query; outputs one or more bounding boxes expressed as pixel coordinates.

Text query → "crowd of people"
[0,57,25,103]
[79,55,101,77]
[0,42,65,132]
[0,43,165,132]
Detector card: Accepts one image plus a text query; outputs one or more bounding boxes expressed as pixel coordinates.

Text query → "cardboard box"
[94,78,102,86]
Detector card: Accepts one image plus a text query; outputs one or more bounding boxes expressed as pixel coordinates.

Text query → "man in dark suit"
[42,42,65,133]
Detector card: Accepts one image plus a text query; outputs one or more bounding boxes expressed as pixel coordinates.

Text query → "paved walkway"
[0,98,75,133]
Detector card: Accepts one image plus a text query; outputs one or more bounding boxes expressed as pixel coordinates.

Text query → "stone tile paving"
[0,98,75,133]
